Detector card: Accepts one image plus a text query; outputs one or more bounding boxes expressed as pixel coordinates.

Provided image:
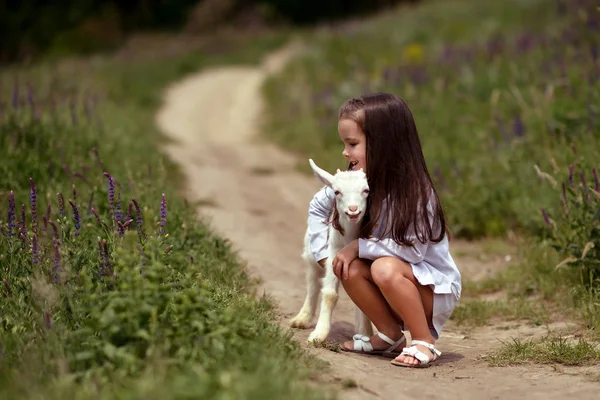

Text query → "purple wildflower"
[57,193,65,217]
[117,221,125,237]
[53,238,61,283]
[29,178,38,234]
[91,208,103,226]
[72,184,77,200]
[68,200,80,236]
[132,198,144,237]
[127,201,134,221]
[541,208,551,226]
[159,193,167,235]
[7,191,16,237]
[123,219,134,229]
[31,233,39,265]
[19,204,27,239]
[48,221,59,239]
[104,172,115,218]
[115,191,123,224]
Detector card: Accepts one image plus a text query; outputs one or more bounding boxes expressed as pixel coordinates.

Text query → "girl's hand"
[332,239,359,280]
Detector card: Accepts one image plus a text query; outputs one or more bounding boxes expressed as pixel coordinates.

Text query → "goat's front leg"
[308,259,339,343]
[290,259,323,328]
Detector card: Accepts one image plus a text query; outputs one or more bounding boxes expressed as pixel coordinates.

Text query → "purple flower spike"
[91,208,103,226]
[57,193,65,217]
[7,191,16,237]
[541,208,551,226]
[115,191,123,224]
[159,193,167,235]
[31,233,39,265]
[104,172,115,217]
[48,221,59,239]
[29,178,38,235]
[68,200,81,236]
[131,198,143,237]
[72,184,77,200]
[53,239,61,283]
[19,204,27,238]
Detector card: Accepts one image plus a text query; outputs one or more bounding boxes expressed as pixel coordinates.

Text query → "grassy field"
[0,32,333,399]
[263,0,600,337]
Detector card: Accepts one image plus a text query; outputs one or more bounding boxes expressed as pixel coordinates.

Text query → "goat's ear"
[308,158,334,187]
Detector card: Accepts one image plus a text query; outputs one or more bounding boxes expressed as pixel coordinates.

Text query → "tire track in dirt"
[155,43,599,399]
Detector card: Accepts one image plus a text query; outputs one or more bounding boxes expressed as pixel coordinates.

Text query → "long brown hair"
[339,92,447,246]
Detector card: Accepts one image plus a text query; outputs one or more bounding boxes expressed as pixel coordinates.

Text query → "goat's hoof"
[308,330,328,343]
[290,314,311,328]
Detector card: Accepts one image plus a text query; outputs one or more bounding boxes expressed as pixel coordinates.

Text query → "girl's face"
[338,118,367,171]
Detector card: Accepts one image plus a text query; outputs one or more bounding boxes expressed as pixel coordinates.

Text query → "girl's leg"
[370,256,436,366]
[340,258,405,351]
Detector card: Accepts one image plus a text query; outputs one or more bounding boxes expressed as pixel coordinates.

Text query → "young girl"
[306,92,461,368]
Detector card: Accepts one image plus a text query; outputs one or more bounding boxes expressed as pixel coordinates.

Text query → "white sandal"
[341,332,406,358]
[391,340,442,368]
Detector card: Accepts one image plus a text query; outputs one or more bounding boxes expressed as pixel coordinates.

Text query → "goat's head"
[309,158,369,225]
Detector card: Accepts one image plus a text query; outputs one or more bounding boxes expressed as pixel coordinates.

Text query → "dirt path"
[155,43,599,399]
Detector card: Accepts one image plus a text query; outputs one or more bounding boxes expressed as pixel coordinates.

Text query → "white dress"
[307,186,462,339]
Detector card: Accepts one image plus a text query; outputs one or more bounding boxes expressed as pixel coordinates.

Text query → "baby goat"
[290,158,373,343]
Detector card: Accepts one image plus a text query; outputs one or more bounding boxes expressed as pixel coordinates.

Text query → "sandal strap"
[377,332,405,352]
[410,340,442,356]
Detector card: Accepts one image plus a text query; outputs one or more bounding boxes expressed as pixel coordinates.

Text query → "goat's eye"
[363,189,370,194]
[334,190,341,196]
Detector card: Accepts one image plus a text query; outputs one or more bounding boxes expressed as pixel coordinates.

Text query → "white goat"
[290,158,373,343]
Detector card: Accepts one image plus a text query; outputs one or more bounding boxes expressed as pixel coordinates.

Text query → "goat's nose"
[348,205,358,212]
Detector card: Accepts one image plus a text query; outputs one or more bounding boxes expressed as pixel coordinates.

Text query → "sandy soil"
[155,43,599,399]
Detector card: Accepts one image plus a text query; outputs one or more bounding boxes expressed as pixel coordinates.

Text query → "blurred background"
[0,0,419,64]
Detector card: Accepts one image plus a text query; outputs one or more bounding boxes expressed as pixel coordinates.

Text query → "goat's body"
[291,211,374,342]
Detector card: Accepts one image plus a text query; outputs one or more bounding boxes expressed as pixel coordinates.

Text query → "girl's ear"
[308,158,334,187]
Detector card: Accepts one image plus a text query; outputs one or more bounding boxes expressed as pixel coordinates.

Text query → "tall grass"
[0,33,330,399]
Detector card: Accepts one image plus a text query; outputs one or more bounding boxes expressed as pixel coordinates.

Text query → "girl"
[306,92,461,368]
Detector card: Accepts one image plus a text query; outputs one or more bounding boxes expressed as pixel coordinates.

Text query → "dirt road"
[155,43,599,399]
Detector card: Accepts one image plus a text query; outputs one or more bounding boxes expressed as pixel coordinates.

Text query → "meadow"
[0,34,331,399]
[263,0,600,333]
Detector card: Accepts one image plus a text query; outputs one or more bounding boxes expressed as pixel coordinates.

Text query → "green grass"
[484,335,600,367]
[0,31,333,399]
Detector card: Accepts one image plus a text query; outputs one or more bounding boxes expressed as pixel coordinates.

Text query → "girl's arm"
[307,186,335,263]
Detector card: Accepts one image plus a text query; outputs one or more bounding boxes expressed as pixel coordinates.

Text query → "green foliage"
[537,162,600,287]
[263,0,600,239]
[0,35,327,399]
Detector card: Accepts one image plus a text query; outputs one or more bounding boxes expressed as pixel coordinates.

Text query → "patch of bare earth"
[155,43,600,399]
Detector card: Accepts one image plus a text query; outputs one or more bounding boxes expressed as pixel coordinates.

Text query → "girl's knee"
[371,257,412,289]
[345,258,370,282]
